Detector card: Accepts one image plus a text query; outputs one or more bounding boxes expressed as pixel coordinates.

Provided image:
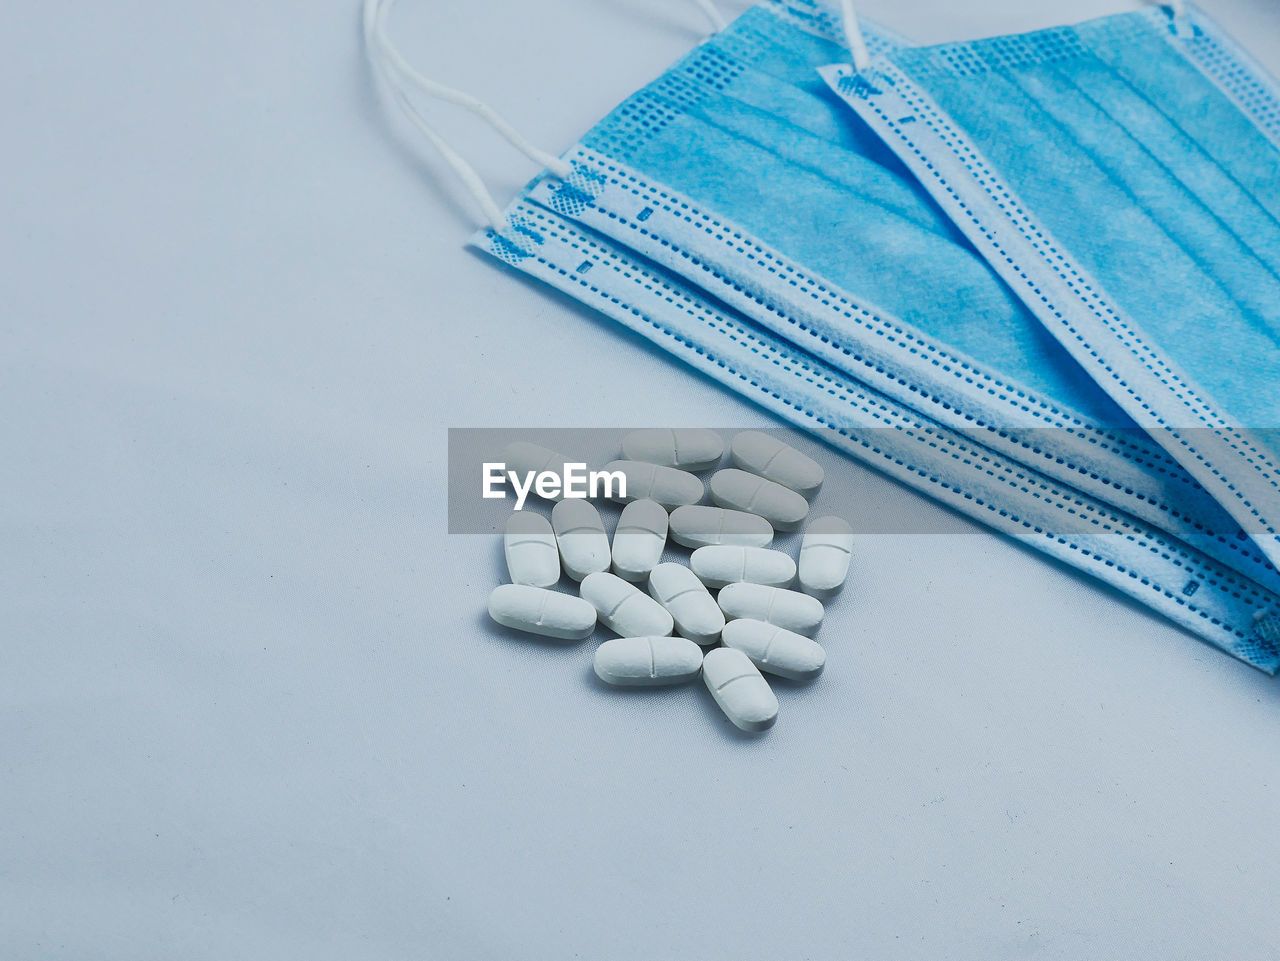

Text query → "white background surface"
[4,1,1280,958]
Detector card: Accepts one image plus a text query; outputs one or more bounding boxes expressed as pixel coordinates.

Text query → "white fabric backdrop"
[3,1,1279,958]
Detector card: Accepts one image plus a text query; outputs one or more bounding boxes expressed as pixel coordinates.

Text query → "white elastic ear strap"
[364,0,570,228]
[365,0,727,229]
[692,0,729,32]
[839,0,871,73]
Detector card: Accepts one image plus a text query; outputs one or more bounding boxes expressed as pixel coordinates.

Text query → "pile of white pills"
[487,429,854,733]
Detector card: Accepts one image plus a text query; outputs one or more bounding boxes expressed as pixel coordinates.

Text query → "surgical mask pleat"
[1053,57,1280,272]
[1080,17,1280,216]
[991,59,1280,362]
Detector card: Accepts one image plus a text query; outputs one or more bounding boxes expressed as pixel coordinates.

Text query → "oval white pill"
[551,499,611,581]
[708,468,809,531]
[689,545,796,589]
[799,515,854,599]
[487,584,596,640]
[503,511,559,588]
[668,505,773,549]
[502,441,572,502]
[647,562,725,645]
[611,498,668,582]
[702,647,778,732]
[729,431,824,500]
[721,619,826,681]
[718,582,824,636]
[593,636,704,686]
[601,460,703,510]
[580,572,674,638]
[621,428,725,472]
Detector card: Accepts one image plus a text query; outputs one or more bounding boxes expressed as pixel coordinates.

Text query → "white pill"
[593,636,704,686]
[611,498,668,582]
[702,647,778,732]
[487,584,596,640]
[601,460,703,509]
[709,468,809,531]
[502,441,572,502]
[721,619,826,681]
[718,582,824,636]
[621,429,725,472]
[799,515,854,599]
[580,571,674,637]
[689,545,796,589]
[503,511,559,587]
[729,431,824,500]
[647,562,725,645]
[551,499,610,581]
[668,505,773,549]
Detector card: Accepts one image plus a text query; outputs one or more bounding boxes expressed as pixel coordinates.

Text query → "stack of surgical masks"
[371,0,1280,670]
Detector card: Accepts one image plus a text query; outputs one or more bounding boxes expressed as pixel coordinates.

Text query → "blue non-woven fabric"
[519,2,1280,595]
[823,3,1280,570]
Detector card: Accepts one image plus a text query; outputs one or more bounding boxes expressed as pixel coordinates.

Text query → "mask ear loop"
[364,0,727,229]
[692,0,729,32]
[364,0,570,229]
[838,0,872,74]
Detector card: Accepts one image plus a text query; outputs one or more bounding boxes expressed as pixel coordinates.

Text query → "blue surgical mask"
[363,0,1280,664]
[515,1,1279,602]
[822,2,1280,571]
[479,196,1280,671]
[462,3,1280,668]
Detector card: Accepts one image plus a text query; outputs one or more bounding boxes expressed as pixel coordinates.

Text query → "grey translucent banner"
[447,426,1280,541]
